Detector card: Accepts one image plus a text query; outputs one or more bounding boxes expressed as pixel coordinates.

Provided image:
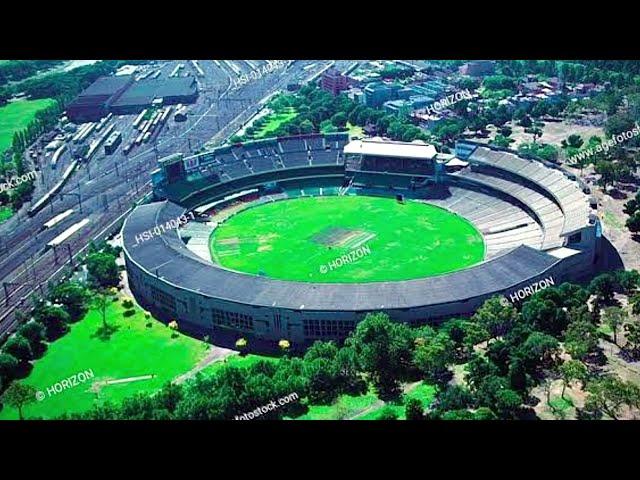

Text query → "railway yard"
[0,59,348,339]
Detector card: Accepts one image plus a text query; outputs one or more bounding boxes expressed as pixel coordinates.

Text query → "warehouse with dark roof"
[110,77,198,114]
[66,75,134,122]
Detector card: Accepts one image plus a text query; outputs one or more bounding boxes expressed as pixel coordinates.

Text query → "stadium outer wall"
[123,135,600,351]
[122,199,598,352]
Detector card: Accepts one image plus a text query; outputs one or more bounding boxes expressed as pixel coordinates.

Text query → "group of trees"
[0,99,65,212]
[38,268,639,421]
[85,242,121,289]
[496,60,639,89]
[558,124,639,189]
[0,61,64,88]
[232,59,640,155]
[428,271,640,420]
[0,240,120,415]
[0,281,90,402]
[233,84,431,145]
[60,312,433,420]
[623,190,640,234]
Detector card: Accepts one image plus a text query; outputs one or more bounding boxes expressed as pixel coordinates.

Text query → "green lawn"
[210,195,485,283]
[346,122,363,138]
[549,396,573,410]
[0,299,209,420]
[0,98,55,154]
[549,395,574,416]
[603,210,625,229]
[197,353,279,378]
[252,107,298,139]
[291,389,379,420]
[357,382,437,420]
[0,205,12,224]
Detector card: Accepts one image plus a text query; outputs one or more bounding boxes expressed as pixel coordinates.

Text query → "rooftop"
[122,201,562,311]
[78,75,133,98]
[344,139,438,160]
[111,77,197,107]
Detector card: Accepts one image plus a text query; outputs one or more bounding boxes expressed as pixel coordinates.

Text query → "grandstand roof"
[344,139,438,160]
[122,201,562,312]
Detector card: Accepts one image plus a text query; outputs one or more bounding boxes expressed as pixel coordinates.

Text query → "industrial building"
[66,76,134,122]
[110,77,198,114]
[66,75,198,120]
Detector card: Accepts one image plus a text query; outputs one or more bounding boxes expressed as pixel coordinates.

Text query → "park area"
[0,298,210,420]
[0,98,55,154]
[251,106,298,139]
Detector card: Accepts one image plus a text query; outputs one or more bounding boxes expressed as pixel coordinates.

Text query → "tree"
[631,293,640,316]
[0,353,20,382]
[589,273,617,304]
[624,322,640,358]
[413,332,454,383]
[623,192,640,216]
[615,270,640,295]
[2,383,37,420]
[3,335,33,362]
[508,357,530,392]
[330,112,347,129]
[595,160,618,189]
[564,320,599,361]
[472,296,518,340]
[435,385,475,412]
[604,112,636,137]
[48,281,90,321]
[491,134,512,148]
[627,211,640,234]
[32,303,70,340]
[565,134,584,149]
[559,360,588,399]
[519,115,533,128]
[465,353,500,392]
[584,375,640,420]
[405,397,424,420]
[303,356,341,404]
[521,297,568,337]
[602,306,627,346]
[86,251,120,288]
[517,332,560,372]
[376,405,398,420]
[346,312,414,399]
[17,321,46,352]
[475,375,522,418]
[92,290,111,329]
[299,119,314,134]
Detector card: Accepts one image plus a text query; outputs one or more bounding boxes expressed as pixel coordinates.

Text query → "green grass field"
[0,98,55,154]
[346,122,364,138]
[0,205,12,224]
[210,195,485,283]
[292,389,379,420]
[252,107,298,139]
[0,299,209,420]
[357,382,437,420]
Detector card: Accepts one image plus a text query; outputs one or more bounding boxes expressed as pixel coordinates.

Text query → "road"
[0,59,338,337]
